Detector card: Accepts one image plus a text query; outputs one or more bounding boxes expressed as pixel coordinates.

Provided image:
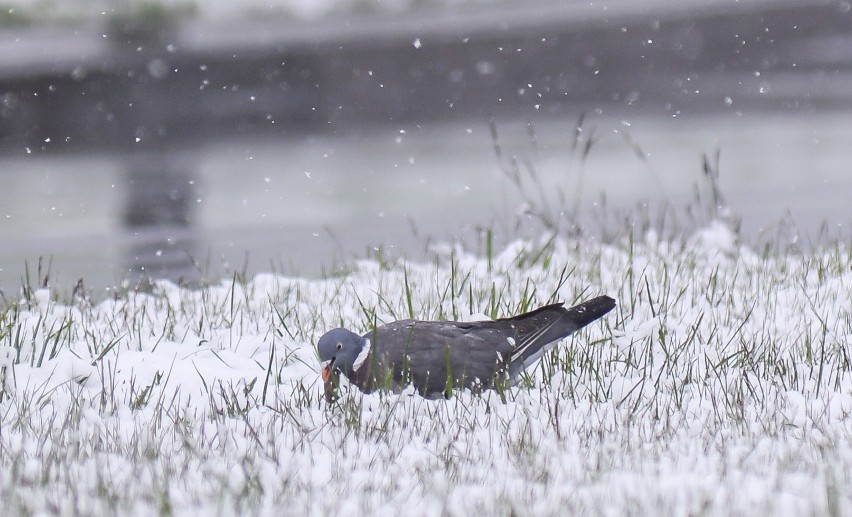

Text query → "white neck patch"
[352,338,371,372]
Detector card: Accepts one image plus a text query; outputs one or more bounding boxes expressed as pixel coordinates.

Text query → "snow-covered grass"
[1,221,850,515]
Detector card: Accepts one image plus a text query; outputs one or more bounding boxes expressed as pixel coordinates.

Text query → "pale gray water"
[1,110,850,298]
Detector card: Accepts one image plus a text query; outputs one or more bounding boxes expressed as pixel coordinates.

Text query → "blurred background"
[1,0,851,298]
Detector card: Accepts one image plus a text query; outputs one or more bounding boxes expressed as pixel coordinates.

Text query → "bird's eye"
[336,343,343,350]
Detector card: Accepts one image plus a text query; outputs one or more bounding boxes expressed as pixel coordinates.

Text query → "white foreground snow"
[1,223,851,515]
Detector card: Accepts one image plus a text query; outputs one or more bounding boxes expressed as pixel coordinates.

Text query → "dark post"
[108,12,201,286]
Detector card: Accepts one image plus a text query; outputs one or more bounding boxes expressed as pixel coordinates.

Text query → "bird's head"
[317,328,368,382]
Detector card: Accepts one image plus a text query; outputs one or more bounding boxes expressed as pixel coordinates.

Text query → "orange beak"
[321,358,335,382]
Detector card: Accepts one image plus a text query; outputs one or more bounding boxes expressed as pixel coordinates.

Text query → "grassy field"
[1,217,850,515]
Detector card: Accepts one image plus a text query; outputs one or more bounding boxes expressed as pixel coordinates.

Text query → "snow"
[1,221,851,515]
[689,219,738,255]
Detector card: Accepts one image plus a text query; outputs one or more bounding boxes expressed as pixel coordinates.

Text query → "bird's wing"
[365,320,509,396]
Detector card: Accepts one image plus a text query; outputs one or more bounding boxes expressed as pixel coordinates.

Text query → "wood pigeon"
[318,295,615,399]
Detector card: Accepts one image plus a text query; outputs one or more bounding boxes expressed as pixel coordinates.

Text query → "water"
[1,110,850,298]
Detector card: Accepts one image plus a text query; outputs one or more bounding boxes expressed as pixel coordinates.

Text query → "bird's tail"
[505,295,616,377]
[563,295,617,329]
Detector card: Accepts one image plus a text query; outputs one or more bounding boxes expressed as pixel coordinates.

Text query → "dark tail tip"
[565,295,616,328]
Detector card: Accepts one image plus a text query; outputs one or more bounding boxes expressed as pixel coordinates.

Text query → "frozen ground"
[1,221,850,515]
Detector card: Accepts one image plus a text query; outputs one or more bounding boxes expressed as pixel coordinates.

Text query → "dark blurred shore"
[2,0,852,152]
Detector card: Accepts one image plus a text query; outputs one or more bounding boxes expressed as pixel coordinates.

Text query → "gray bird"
[317,295,616,399]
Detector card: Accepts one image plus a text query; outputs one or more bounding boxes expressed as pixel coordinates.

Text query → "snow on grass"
[1,222,851,515]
